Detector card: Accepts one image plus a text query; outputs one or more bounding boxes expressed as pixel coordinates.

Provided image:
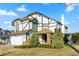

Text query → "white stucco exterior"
[27,13,65,32]
[11,12,68,45]
[38,35,43,44]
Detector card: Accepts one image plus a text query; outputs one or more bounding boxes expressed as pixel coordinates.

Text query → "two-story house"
[10,12,67,45]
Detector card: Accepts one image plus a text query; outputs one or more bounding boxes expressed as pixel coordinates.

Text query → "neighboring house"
[0,28,11,43]
[10,12,68,45]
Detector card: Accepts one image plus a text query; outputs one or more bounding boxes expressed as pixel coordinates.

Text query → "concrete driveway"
[0,43,13,48]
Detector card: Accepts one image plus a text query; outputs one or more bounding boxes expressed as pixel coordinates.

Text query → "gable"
[27,12,67,29]
[27,12,57,24]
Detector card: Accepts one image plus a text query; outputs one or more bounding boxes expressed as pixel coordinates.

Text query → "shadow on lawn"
[68,45,79,53]
[0,51,14,56]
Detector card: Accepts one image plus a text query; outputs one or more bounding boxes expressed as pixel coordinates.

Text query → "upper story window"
[15,21,20,32]
[43,23,48,27]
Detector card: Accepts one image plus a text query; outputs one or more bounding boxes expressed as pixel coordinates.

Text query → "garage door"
[11,36,23,45]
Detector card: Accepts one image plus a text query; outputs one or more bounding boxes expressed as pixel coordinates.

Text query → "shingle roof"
[27,12,62,24]
[12,18,35,26]
[27,11,68,29]
[12,11,68,29]
[10,30,31,35]
[37,28,53,34]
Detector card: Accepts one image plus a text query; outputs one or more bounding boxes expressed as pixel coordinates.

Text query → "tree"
[52,28,64,49]
[63,34,69,45]
[72,32,79,44]
[28,32,39,47]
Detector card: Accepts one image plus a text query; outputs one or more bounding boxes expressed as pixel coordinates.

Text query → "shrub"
[38,44,53,48]
[72,32,79,44]
[52,28,64,49]
[20,45,32,48]
[27,32,39,47]
[14,44,32,48]
[14,45,21,48]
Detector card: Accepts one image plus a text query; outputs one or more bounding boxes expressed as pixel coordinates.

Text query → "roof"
[27,12,68,29]
[12,18,35,26]
[12,11,68,28]
[27,12,62,25]
[10,30,31,35]
[37,28,53,34]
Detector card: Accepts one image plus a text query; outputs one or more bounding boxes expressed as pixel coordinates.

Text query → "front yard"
[0,45,79,56]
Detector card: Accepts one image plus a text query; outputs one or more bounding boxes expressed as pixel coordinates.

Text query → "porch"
[37,28,53,44]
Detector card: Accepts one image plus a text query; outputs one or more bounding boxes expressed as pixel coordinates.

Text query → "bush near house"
[38,44,53,48]
[14,44,33,48]
[63,34,69,45]
[27,32,40,47]
[72,32,79,44]
[52,28,64,49]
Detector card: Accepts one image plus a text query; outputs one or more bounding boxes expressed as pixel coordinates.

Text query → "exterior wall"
[12,12,67,45]
[10,34,26,45]
[14,21,20,32]
[22,21,28,30]
[13,13,67,33]
[43,16,48,23]
[28,13,57,32]
[19,23,23,31]
[49,23,56,32]
[57,23,67,33]
[47,33,52,44]
[38,35,43,44]
[14,21,23,32]
[14,20,33,32]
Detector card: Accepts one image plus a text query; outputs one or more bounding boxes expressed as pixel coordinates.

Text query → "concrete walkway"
[0,44,13,48]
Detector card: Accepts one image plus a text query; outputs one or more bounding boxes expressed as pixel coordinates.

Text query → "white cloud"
[4,21,10,24]
[8,25,12,28]
[8,25,13,30]
[65,3,76,12]
[7,12,17,16]
[0,9,17,17]
[41,3,50,5]
[17,5,27,12]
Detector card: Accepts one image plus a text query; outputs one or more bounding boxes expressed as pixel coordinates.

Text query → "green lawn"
[0,45,79,56]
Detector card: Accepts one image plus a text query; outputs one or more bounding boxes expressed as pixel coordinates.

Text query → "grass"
[0,45,79,56]
[73,44,79,49]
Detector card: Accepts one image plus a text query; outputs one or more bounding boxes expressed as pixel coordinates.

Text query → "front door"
[42,34,47,43]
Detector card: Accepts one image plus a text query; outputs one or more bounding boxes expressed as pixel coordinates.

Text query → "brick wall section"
[47,33,52,44]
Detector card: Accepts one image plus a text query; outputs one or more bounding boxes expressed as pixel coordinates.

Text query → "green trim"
[15,22,19,32]
[23,21,30,30]
[21,22,23,31]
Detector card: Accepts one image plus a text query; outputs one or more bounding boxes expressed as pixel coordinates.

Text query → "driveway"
[0,43,13,48]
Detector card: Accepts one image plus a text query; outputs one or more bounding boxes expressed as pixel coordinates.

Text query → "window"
[43,23,48,27]
[59,28,61,32]
[16,22,19,32]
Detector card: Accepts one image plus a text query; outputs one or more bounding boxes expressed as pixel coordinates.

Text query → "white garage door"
[11,35,26,45]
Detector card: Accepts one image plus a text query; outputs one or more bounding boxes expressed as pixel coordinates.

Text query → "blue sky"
[0,3,79,33]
